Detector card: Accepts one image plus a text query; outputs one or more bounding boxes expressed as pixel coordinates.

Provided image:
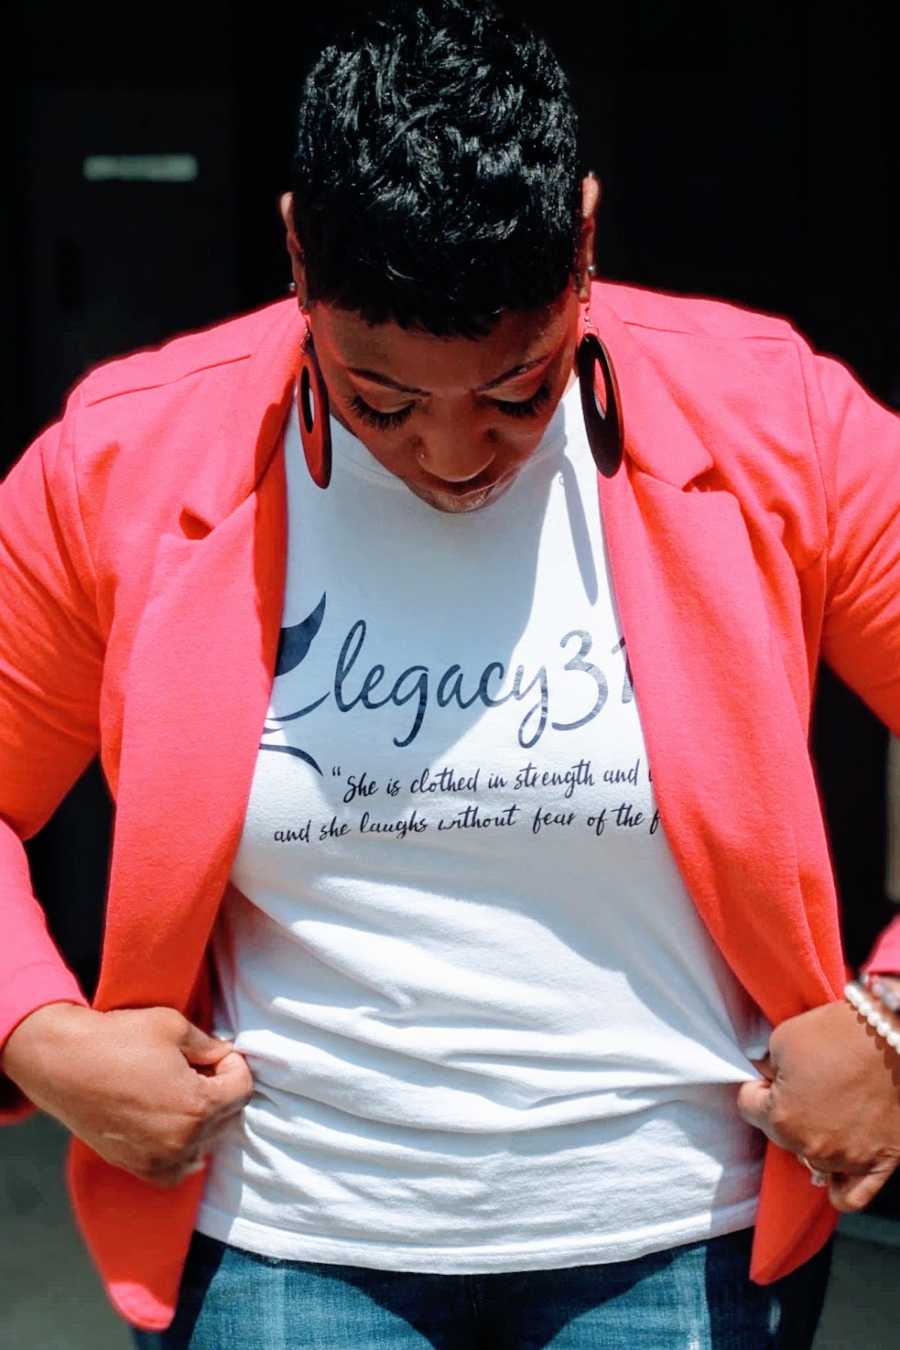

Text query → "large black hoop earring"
[577,331,624,478]
[297,338,332,489]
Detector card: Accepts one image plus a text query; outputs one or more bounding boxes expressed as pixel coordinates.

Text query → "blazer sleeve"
[0,384,103,1122]
[799,340,900,974]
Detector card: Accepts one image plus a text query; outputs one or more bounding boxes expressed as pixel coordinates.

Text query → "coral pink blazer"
[2,283,900,1331]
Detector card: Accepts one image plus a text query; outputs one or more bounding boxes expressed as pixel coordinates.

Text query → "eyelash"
[348,395,413,431]
[493,381,553,419]
[347,380,553,432]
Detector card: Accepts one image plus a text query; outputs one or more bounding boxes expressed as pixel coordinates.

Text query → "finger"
[179,1022,235,1065]
[828,1164,897,1214]
[749,1054,776,1081]
[209,1049,254,1090]
[736,1078,774,1133]
[196,1051,254,1116]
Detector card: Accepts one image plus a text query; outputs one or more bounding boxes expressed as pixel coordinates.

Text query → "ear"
[574,173,603,302]
[279,191,310,306]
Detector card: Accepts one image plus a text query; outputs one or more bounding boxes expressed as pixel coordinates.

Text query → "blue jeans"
[131,1226,832,1348]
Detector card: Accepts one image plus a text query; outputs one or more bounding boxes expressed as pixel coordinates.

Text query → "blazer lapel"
[590,295,844,1021]
[92,309,301,1014]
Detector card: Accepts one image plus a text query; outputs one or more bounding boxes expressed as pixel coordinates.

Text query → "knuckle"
[159,1122,200,1162]
[767,1105,800,1148]
[146,1144,182,1175]
[175,1121,205,1159]
[146,1004,185,1036]
[184,1078,215,1121]
[141,1146,199,1187]
[160,1006,188,1035]
[801,1139,832,1167]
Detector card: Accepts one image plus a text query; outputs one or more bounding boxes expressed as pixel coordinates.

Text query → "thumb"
[178,1020,235,1065]
[749,1053,776,1082]
[737,1077,774,1133]
[199,1049,255,1110]
[829,1162,897,1214]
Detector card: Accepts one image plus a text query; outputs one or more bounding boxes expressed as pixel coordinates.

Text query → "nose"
[414,429,495,484]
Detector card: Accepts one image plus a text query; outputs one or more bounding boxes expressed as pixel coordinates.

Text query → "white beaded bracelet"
[844,980,900,1052]
[864,973,900,1015]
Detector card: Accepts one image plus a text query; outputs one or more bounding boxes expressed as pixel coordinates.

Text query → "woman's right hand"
[0,1002,254,1188]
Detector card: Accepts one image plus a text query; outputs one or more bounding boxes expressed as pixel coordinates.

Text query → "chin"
[426,493,492,514]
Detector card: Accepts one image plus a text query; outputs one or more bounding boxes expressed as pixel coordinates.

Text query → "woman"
[2,2,900,1345]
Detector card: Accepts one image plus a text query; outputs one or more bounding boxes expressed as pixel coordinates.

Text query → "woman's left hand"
[737,999,900,1212]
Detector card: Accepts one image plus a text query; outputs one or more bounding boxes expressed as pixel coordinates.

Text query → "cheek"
[493,406,562,457]
[350,430,418,479]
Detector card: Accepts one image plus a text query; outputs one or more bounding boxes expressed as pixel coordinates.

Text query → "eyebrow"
[347,354,550,397]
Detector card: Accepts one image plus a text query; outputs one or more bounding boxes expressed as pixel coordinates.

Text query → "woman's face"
[305,290,582,513]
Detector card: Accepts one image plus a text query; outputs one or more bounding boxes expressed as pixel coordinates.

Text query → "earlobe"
[574,269,593,303]
[574,233,598,300]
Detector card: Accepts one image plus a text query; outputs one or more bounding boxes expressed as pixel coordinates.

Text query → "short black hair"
[290,0,583,337]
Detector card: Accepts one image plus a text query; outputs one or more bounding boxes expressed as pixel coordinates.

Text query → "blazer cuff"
[0,964,90,1125]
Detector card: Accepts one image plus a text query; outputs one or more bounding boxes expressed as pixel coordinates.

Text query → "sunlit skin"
[279,176,600,512]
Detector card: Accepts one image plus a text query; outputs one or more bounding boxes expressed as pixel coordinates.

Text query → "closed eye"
[348,395,415,431]
[347,378,554,431]
[489,381,553,419]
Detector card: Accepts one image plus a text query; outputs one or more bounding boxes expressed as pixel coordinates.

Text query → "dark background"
[5,0,899,1199]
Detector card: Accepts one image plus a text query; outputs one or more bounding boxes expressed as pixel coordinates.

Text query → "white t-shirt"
[194,376,771,1272]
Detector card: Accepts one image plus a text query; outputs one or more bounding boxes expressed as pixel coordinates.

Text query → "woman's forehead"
[312,295,572,392]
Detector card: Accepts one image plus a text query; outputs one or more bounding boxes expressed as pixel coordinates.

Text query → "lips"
[424,467,498,498]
